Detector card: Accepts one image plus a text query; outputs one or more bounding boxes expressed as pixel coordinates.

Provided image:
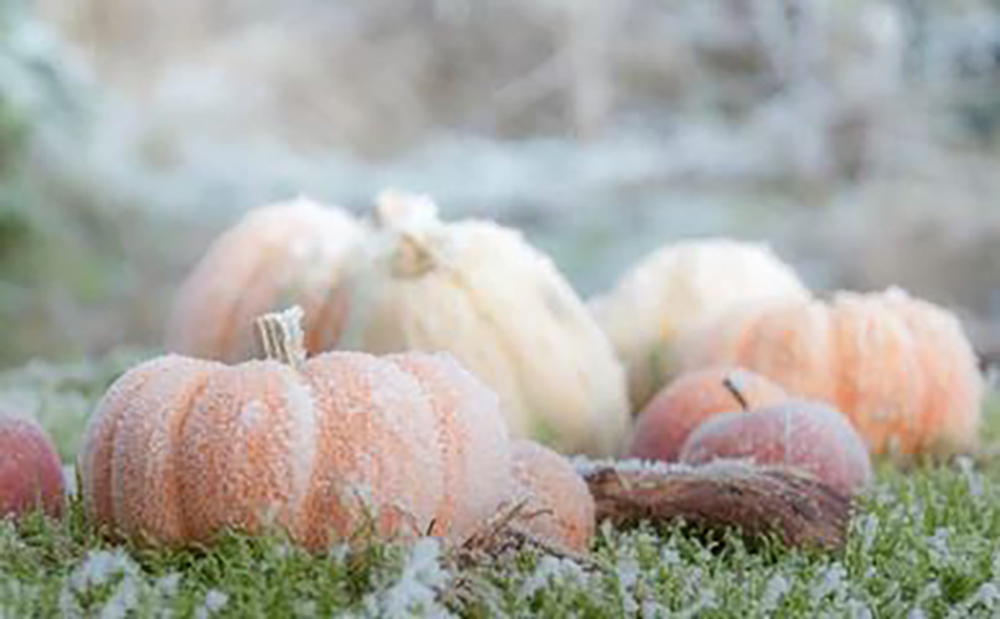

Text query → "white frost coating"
[571,455,758,477]
[362,538,453,618]
[810,563,848,603]
[58,549,145,619]
[616,549,641,616]
[519,556,589,600]
[280,371,318,536]
[760,574,790,613]
[194,589,230,619]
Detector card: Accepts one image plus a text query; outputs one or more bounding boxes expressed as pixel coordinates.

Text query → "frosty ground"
[1,356,1000,618]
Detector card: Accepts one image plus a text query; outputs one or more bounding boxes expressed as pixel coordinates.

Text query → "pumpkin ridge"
[110,359,216,542]
[80,357,180,531]
[162,371,213,543]
[278,367,319,539]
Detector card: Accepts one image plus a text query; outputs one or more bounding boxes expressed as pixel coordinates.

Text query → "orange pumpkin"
[509,440,595,553]
[80,308,512,550]
[680,288,984,457]
[165,197,365,363]
[629,367,788,462]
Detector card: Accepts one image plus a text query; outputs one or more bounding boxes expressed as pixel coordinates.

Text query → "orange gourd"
[80,308,512,551]
[680,288,984,457]
[165,197,365,363]
[509,440,595,553]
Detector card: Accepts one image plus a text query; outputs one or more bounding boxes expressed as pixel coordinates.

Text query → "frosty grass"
[3,358,1000,617]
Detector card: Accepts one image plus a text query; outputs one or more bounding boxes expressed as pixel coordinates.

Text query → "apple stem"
[256,306,307,371]
[723,375,750,412]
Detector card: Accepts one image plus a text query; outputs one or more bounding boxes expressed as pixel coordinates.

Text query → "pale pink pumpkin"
[80,308,512,550]
[681,288,984,457]
[0,413,64,519]
[509,440,595,553]
[678,399,873,496]
[629,367,788,462]
[165,197,365,363]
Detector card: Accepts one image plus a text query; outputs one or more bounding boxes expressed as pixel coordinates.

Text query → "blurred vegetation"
[1,0,1000,365]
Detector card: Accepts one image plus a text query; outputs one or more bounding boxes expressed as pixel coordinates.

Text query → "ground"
[1,358,1000,618]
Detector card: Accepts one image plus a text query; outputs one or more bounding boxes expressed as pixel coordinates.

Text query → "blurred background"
[2,0,1000,368]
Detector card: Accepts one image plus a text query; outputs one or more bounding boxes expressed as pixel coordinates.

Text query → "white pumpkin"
[339,191,630,457]
[590,238,809,410]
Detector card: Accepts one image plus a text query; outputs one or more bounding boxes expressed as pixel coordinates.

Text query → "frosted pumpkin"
[338,191,630,457]
[509,440,595,553]
[680,287,984,457]
[80,308,512,550]
[678,399,874,496]
[165,196,365,363]
[0,413,64,519]
[629,367,788,462]
[589,239,809,411]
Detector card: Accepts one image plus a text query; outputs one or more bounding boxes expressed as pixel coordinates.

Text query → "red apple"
[677,399,873,496]
[0,414,64,519]
[629,367,787,462]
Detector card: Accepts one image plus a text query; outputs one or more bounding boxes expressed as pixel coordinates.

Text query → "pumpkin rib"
[111,361,214,543]
[80,356,188,531]
[277,369,320,540]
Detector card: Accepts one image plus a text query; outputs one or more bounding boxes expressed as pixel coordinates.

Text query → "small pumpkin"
[509,440,595,553]
[165,196,365,363]
[680,287,984,457]
[80,307,512,550]
[678,399,873,497]
[589,238,808,411]
[0,413,64,519]
[629,367,788,462]
[338,191,630,457]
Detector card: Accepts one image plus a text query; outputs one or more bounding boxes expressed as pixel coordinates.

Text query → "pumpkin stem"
[256,306,308,370]
[723,374,750,412]
[374,189,442,278]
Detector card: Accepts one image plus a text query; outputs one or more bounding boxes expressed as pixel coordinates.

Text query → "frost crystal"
[194,589,230,619]
[363,538,452,618]
[760,574,790,612]
[519,555,588,599]
[58,549,145,619]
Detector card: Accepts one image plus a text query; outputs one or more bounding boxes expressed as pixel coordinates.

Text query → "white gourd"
[590,238,809,411]
[339,191,630,457]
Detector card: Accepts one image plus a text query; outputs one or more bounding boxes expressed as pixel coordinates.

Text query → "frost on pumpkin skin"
[165,197,365,363]
[678,399,874,496]
[680,288,985,457]
[628,367,788,462]
[297,353,449,547]
[387,353,513,542]
[589,238,809,411]
[340,191,630,457]
[80,342,513,551]
[78,355,218,532]
[509,440,595,553]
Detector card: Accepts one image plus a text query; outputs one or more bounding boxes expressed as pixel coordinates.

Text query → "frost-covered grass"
[2,362,1000,617]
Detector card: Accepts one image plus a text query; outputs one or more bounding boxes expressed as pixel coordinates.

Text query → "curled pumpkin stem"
[256,306,308,370]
